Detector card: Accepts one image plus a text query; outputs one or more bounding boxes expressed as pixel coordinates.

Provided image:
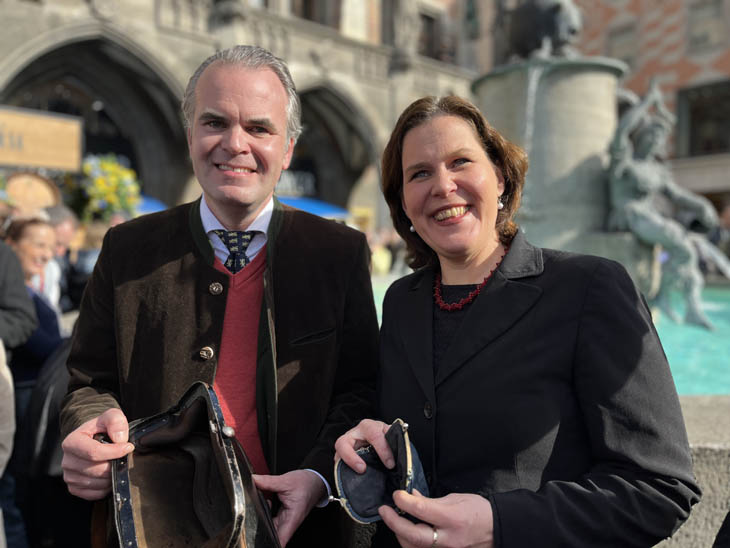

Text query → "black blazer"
[377,231,700,547]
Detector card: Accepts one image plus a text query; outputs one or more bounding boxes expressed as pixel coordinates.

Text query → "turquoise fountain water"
[371,277,730,395]
[655,286,730,395]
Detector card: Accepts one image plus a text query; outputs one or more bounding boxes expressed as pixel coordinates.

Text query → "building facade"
[0,0,477,229]
[576,0,730,209]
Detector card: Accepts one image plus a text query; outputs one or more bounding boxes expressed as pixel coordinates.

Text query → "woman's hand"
[380,490,494,548]
[334,419,394,473]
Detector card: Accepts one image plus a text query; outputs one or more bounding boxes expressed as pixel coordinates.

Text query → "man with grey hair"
[59,45,378,547]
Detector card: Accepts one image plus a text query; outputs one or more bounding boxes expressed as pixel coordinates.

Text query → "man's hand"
[379,489,494,548]
[253,470,327,547]
[60,408,134,500]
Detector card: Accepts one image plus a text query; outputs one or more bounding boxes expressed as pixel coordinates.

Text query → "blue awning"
[137,195,168,215]
[277,196,349,219]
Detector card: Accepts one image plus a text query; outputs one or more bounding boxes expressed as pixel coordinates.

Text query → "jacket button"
[423,401,433,419]
[209,282,223,295]
[199,346,215,360]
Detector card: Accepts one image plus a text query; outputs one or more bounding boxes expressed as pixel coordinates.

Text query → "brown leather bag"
[109,382,280,548]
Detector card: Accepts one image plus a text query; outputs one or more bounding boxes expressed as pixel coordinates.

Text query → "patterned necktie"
[214,230,256,273]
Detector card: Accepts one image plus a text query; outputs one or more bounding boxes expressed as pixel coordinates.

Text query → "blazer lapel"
[435,274,542,386]
[434,231,544,386]
[399,269,437,403]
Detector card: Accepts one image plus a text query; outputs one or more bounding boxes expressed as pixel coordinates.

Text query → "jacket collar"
[497,230,544,279]
[405,229,543,293]
[400,230,544,394]
[188,196,286,267]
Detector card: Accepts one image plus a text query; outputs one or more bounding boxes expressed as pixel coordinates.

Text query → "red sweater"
[212,248,269,474]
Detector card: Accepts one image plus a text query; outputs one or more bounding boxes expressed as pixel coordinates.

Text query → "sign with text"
[0,106,82,171]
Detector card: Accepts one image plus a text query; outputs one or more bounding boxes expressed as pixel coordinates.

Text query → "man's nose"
[222,125,250,154]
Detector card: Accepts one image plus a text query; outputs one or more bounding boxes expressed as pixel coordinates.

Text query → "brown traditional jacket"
[60,197,379,546]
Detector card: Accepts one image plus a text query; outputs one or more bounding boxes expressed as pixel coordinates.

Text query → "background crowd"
[0,198,102,548]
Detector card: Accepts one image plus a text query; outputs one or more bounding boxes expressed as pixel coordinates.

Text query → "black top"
[11,290,63,384]
[432,284,477,374]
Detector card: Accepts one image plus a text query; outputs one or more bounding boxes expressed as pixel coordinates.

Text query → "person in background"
[0,233,36,548]
[4,219,64,419]
[335,95,700,548]
[2,218,63,548]
[32,205,79,318]
[0,240,37,362]
[0,341,14,548]
[59,45,378,547]
[0,239,38,546]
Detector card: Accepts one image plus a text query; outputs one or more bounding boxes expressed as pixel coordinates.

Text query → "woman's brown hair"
[381,96,528,269]
[4,218,53,243]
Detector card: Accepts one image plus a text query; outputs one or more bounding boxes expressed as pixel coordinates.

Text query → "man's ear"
[282,137,295,170]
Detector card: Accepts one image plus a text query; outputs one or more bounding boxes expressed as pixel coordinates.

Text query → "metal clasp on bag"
[209,419,235,439]
[327,494,346,507]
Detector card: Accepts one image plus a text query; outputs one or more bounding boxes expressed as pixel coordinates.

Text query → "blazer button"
[199,346,215,360]
[208,282,223,295]
[423,401,434,419]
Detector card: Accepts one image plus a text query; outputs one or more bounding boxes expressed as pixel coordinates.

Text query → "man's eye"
[204,120,225,129]
[452,158,470,167]
[249,126,270,134]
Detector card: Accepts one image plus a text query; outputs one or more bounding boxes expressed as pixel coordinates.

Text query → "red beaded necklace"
[433,247,508,312]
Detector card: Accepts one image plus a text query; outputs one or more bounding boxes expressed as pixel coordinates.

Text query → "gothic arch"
[289,83,380,208]
[0,29,189,204]
[0,21,184,99]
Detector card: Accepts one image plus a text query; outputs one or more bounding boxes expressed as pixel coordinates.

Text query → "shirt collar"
[199,194,272,264]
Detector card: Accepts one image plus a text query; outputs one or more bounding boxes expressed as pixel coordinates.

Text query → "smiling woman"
[2,217,64,548]
[401,115,506,285]
[5,218,56,282]
[334,96,701,548]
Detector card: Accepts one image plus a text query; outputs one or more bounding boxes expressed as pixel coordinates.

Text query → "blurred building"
[13,1,725,224]
[575,0,730,209]
[0,0,483,230]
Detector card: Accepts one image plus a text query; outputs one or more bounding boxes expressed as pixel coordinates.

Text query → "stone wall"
[659,396,730,547]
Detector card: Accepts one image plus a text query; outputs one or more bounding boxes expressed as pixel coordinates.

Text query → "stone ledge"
[681,395,730,447]
[659,396,730,547]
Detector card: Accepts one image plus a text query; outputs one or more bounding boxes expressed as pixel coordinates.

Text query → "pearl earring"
[498,198,504,210]
[409,225,416,233]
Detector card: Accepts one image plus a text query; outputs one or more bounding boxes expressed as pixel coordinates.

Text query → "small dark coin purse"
[108,381,280,548]
[333,418,429,524]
